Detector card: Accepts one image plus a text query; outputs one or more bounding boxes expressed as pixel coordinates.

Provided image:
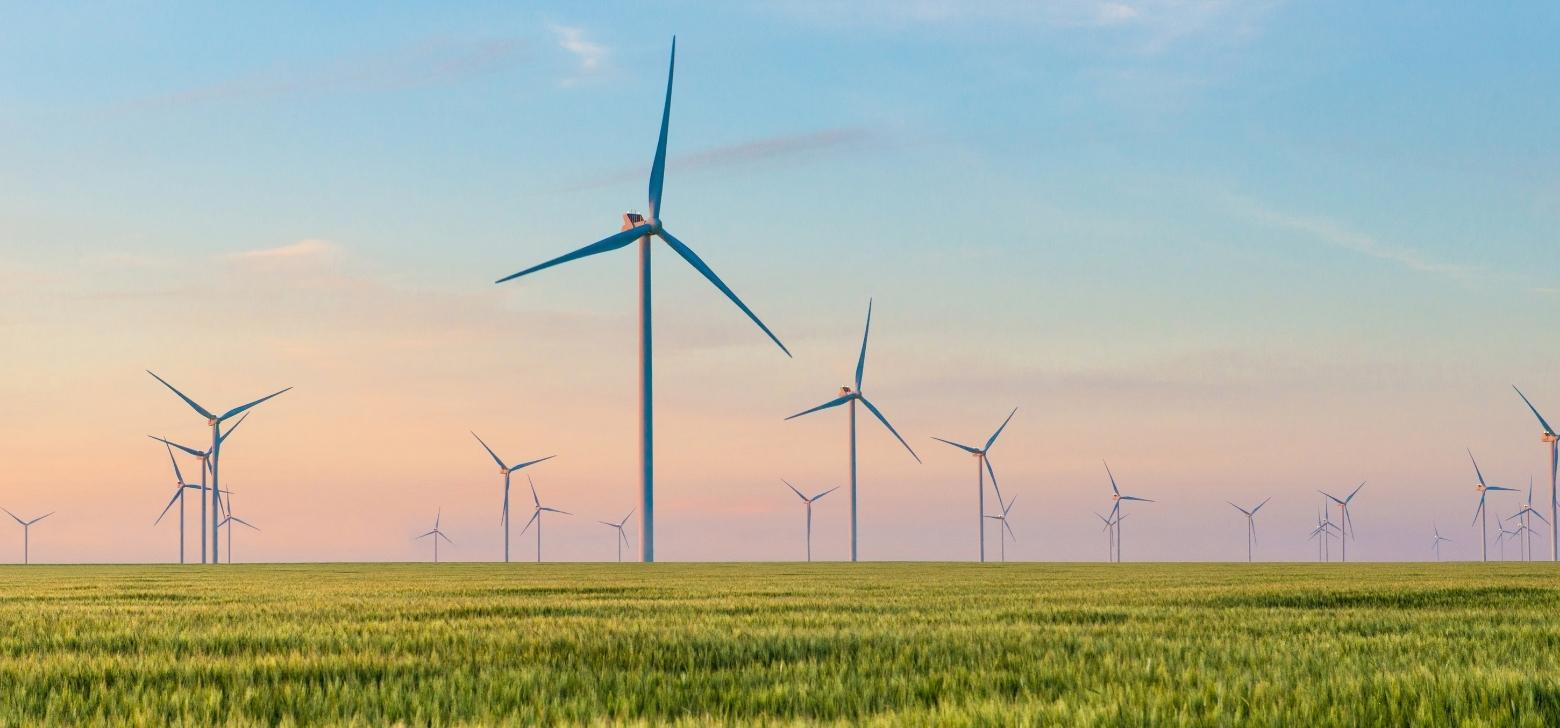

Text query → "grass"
[1,562,1557,726]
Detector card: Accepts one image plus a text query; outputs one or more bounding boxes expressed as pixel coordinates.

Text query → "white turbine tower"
[2,508,52,565]
[1468,450,1516,562]
[1318,483,1365,562]
[415,510,453,563]
[983,493,1017,562]
[149,414,248,564]
[495,39,791,563]
[597,510,634,562]
[518,475,572,562]
[1226,497,1271,562]
[1431,525,1452,562]
[147,371,289,565]
[787,300,920,562]
[153,440,202,564]
[932,407,1017,562]
[1513,387,1557,560]
[1103,461,1153,562]
[782,480,839,562]
[471,432,555,563]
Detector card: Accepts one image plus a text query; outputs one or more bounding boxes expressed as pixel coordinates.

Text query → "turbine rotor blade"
[154,489,182,525]
[146,371,216,420]
[509,455,556,472]
[930,437,981,455]
[1514,386,1557,436]
[220,387,292,421]
[786,394,853,420]
[657,228,790,356]
[495,227,647,285]
[815,485,840,500]
[148,435,204,458]
[855,299,872,391]
[647,37,675,221]
[858,395,920,463]
[781,479,807,501]
[218,413,249,444]
[471,432,507,470]
[984,407,1018,451]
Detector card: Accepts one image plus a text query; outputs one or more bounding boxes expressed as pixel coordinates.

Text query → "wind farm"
[4,5,1560,725]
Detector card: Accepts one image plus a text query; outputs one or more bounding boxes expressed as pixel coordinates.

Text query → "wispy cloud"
[227,239,340,264]
[563,127,878,191]
[1229,196,1477,281]
[118,36,525,111]
[548,24,609,86]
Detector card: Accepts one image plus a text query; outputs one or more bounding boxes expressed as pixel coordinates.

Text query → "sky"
[1,1,1557,563]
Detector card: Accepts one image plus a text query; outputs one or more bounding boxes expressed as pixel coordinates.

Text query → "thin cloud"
[118,36,525,111]
[549,24,609,86]
[228,239,339,263]
[563,127,877,191]
[1230,197,1477,281]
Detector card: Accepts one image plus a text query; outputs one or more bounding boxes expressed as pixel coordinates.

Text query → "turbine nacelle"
[839,386,854,396]
[1545,433,1558,444]
[621,212,649,232]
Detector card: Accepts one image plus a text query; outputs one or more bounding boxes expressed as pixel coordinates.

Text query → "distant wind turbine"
[788,300,920,562]
[782,480,838,562]
[147,371,289,565]
[217,493,259,564]
[494,39,790,563]
[471,432,555,563]
[932,407,1017,562]
[1093,511,1119,562]
[148,414,248,564]
[415,510,453,563]
[1318,482,1365,562]
[597,510,634,562]
[518,475,571,562]
[1495,520,1520,561]
[1226,497,1271,562]
[153,439,202,564]
[1507,476,1549,561]
[2,508,52,565]
[983,493,1016,562]
[1104,461,1153,562]
[1513,387,1558,560]
[1468,450,1516,562]
[1431,525,1451,562]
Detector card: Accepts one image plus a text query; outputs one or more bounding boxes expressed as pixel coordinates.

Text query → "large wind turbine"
[1513,387,1558,560]
[147,371,289,565]
[149,415,248,564]
[787,300,920,561]
[1103,461,1153,562]
[494,39,789,563]
[471,432,555,563]
[1468,450,1516,562]
[1431,525,1451,562]
[153,440,202,564]
[1507,476,1549,561]
[983,493,1016,562]
[415,510,453,563]
[1226,497,1271,562]
[1318,482,1365,562]
[518,475,572,562]
[2,508,52,564]
[597,510,634,562]
[932,407,1017,562]
[782,480,838,562]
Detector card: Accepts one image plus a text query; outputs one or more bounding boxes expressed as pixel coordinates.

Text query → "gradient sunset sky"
[2,1,1557,563]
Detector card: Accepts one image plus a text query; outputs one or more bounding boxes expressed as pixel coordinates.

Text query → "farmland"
[1,563,1557,725]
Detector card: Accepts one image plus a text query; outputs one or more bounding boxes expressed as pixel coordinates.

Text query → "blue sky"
[0,1,1557,563]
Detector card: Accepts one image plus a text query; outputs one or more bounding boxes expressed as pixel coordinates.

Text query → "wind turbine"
[148,414,248,564]
[1092,512,1115,562]
[415,510,453,563]
[597,510,634,562]
[147,371,289,565]
[518,475,572,562]
[1308,512,1338,562]
[471,432,555,563]
[1507,476,1549,561]
[153,439,203,564]
[494,39,789,563]
[932,407,1017,562]
[782,480,838,562]
[1103,461,1153,562]
[1495,521,1520,561]
[787,300,920,562]
[983,493,1016,562]
[1318,482,1365,562]
[1468,450,1516,562]
[1431,525,1451,562]
[1226,497,1271,563]
[217,493,259,564]
[1514,387,1557,560]
[2,508,52,564]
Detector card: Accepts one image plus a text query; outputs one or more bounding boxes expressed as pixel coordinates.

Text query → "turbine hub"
[206,418,219,427]
[621,212,646,231]
[839,386,854,396]
[1544,434,1558,444]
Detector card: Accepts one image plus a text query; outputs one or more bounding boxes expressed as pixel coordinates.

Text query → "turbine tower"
[597,510,634,562]
[147,371,289,565]
[1103,461,1153,562]
[494,39,790,563]
[932,407,1017,562]
[518,475,572,562]
[149,414,248,564]
[1093,511,1118,562]
[782,480,839,562]
[787,300,920,561]
[1431,526,1451,562]
[1513,387,1557,560]
[1226,497,1271,562]
[471,432,554,563]
[1468,450,1516,562]
[415,510,453,563]
[2,508,52,565]
[1318,482,1365,562]
[153,440,202,564]
[983,493,1016,562]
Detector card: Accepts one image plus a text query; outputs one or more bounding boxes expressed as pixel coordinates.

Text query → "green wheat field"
[1,563,1557,726]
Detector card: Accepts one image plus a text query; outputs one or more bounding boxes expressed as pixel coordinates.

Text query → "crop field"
[1,563,1558,726]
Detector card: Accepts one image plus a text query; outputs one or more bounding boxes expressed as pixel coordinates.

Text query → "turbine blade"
[657,228,790,356]
[930,437,981,455]
[814,486,841,500]
[163,441,186,484]
[438,531,454,544]
[1318,490,1344,505]
[985,456,1001,503]
[786,394,853,420]
[858,395,920,463]
[1488,486,1518,492]
[495,226,647,285]
[146,371,216,420]
[154,489,182,525]
[509,455,556,472]
[1514,386,1557,436]
[1003,518,1016,542]
[855,299,871,391]
[542,508,573,516]
[598,521,616,527]
[148,435,205,459]
[1532,510,1551,526]
[984,407,1018,451]
[218,413,248,445]
[1468,449,1488,488]
[416,530,436,540]
[232,517,260,531]
[219,387,292,421]
[471,431,506,470]
[620,528,631,547]
[781,479,807,501]
[1227,501,1249,516]
[518,511,540,536]
[1347,481,1366,501]
[1119,495,1153,502]
[1104,460,1120,496]
[647,37,675,221]
[620,509,635,526]
[1473,496,1484,526]
[0,507,23,525]
[528,474,540,508]
[1252,497,1271,514]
